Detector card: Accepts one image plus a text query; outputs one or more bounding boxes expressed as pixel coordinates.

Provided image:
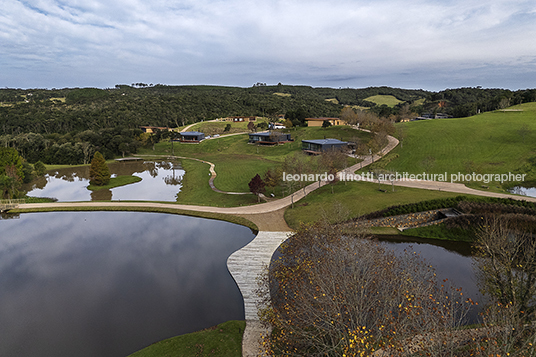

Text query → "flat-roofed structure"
[179,131,205,142]
[248,131,292,145]
[301,138,349,154]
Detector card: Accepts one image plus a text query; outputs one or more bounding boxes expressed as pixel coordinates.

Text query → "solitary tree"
[89,151,110,186]
[248,174,265,202]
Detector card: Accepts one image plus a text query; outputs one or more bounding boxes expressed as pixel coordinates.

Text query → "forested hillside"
[1,84,535,164]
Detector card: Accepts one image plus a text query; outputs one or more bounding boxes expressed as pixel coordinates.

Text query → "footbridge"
[0,199,25,212]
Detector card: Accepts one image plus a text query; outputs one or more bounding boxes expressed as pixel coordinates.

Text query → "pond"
[271,234,483,324]
[0,211,255,357]
[509,185,536,198]
[23,160,184,201]
[376,235,483,323]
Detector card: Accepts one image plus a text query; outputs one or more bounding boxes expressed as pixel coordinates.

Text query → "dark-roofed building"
[301,139,349,154]
[179,131,205,142]
[248,131,292,145]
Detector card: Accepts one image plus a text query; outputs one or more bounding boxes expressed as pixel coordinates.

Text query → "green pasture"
[373,102,536,187]
[364,95,404,107]
[175,159,259,206]
[184,120,255,135]
[284,180,467,229]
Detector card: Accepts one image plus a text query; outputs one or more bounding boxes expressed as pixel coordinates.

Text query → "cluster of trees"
[0,147,46,199]
[0,127,145,165]
[259,219,536,356]
[424,87,536,117]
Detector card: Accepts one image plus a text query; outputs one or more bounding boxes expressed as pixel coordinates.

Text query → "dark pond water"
[271,234,482,323]
[376,235,483,322]
[23,160,184,201]
[0,211,255,357]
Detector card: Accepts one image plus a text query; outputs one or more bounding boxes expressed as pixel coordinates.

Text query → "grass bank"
[374,103,536,190]
[127,320,245,357]
[284,180,466,229]
[401,223,475,242]
[11,205,258,232]
[87,175,142,191]
[175,159,259,207]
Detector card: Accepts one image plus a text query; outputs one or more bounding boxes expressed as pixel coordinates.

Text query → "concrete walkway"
[227,231,291,356]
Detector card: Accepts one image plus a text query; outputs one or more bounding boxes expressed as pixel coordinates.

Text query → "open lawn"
[364,95,404,107]
[175,159,259,206]
[284,180,469,229]
[184,120,257,135]
[372,102,536,189]
[143,126,371,195]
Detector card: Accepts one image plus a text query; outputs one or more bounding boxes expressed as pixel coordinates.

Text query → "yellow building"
[305,118,346,127]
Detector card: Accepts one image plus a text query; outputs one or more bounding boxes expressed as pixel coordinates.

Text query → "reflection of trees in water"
[157,161,172,170]
[163,165,183,186]
[510,186,526,195]
[0,212,20,220]
[30,176,48,190]
[91,189,112,201]
[23,160,184,197]
[142,162,158,178]
[163,175,183,186]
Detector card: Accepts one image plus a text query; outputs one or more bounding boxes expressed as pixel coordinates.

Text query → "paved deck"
[227,231,291,356]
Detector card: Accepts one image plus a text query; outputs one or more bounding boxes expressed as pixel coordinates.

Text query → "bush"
[258,223,470,356]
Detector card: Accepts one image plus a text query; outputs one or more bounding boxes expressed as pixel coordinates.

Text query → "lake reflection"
[23,160,184,201]
[509,186,536,198]
[0,212,255,357]
[377,235,483,323]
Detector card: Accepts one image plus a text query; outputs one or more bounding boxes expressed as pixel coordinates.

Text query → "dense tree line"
[1,85,535,165]
[3,85,535,137]
[0,127,143,164]
[425,87,536,117]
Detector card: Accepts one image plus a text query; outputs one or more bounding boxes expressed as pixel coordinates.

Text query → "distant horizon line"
[2,83,534,92]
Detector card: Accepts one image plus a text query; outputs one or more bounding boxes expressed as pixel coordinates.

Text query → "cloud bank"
[1,0,535,90]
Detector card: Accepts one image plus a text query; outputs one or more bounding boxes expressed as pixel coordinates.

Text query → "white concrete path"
[227,231,291,356]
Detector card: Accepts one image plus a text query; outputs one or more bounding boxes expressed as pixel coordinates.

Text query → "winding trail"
[15,130,536,356]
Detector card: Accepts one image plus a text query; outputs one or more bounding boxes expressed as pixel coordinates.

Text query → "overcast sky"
[1,0,535,91]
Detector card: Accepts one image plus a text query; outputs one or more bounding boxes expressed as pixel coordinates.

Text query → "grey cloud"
[1,0,535,89]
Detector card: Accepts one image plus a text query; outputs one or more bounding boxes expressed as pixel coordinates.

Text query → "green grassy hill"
[374,102,536,188]
[364,95,404,107]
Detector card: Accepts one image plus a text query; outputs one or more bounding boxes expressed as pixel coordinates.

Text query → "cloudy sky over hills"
[1,0,535,90]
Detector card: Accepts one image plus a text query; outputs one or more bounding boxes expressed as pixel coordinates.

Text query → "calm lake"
[0,211,255,357]
[23,160,184,201]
